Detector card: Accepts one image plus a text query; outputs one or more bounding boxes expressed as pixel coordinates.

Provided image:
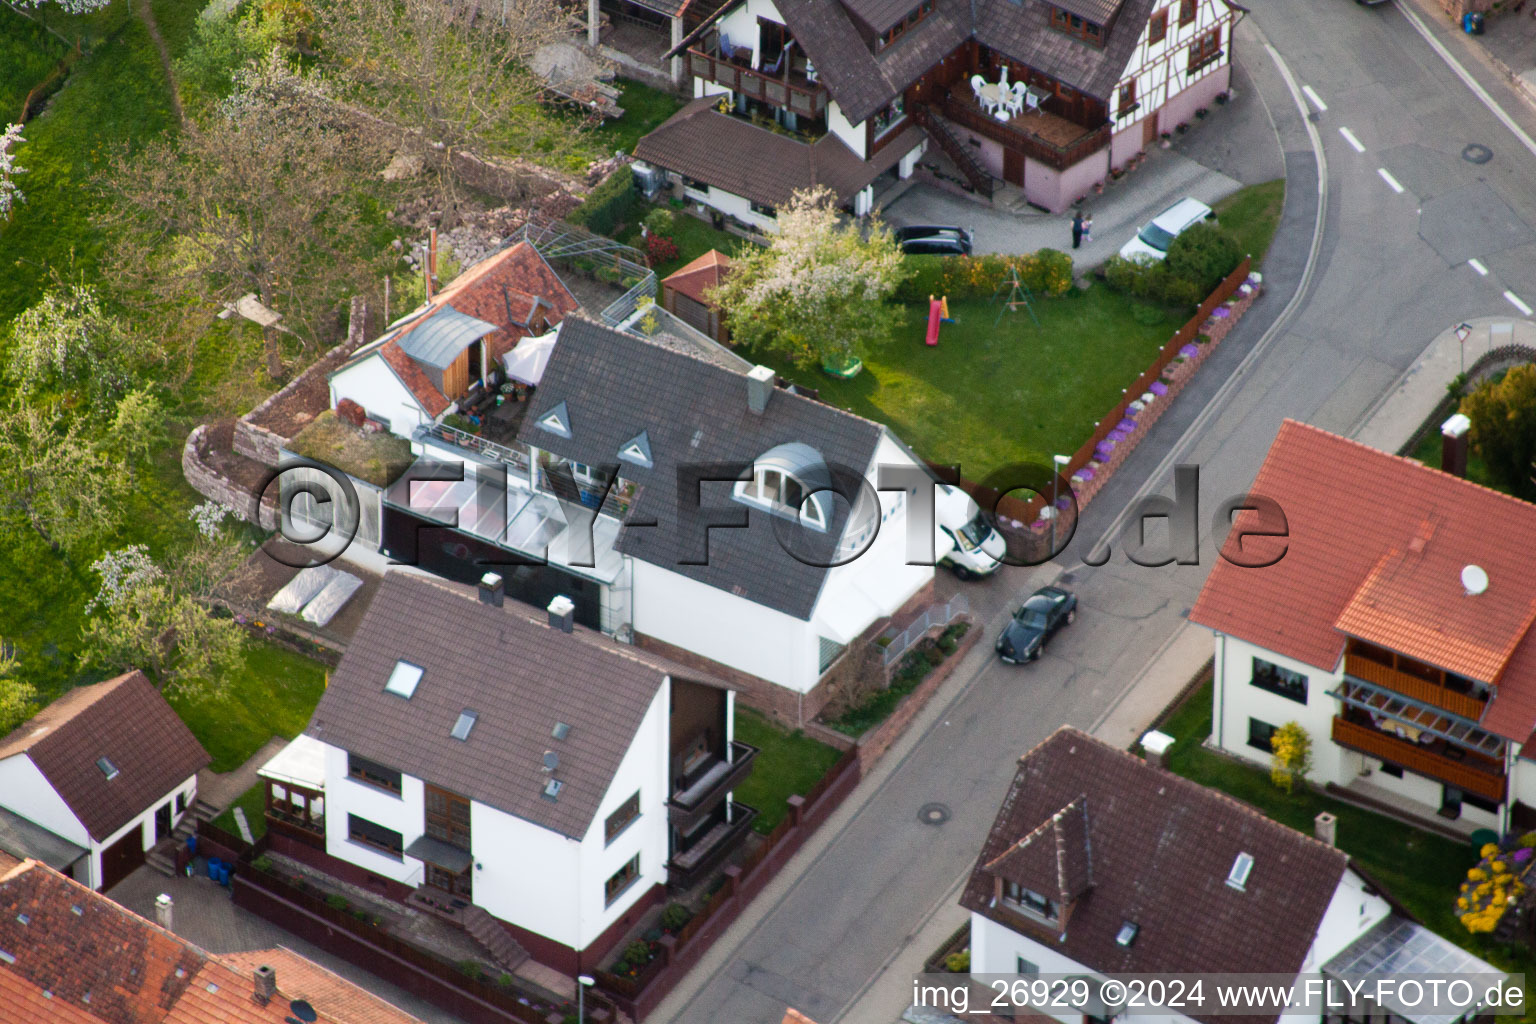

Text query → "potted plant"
[1195,107,1208,119]
[1176,122,1190,134]
[1214,90,1230,105]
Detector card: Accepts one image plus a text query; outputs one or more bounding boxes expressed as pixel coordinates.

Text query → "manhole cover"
[1463,143,1493,165]
[918,802,952,826]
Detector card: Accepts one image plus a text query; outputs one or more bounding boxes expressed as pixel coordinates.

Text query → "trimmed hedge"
[896,249,1074,302]
[1103,222,1242,308]
[567,164,638,235]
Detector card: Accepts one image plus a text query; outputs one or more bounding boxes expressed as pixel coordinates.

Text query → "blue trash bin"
[185,835,197,857]
[207,857,221,880]
[218,864,231,886]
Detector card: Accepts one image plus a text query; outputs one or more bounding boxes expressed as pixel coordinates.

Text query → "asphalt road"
[657,4,1536,1022]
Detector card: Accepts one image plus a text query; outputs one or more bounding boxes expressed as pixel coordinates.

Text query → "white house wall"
[632,558,816,689]
[827,103,867,160]
[713,0,787,66]
[971,913,1197,1024]
[1108,0,1236,159]
[330,353,431,442]
[0,755,89,850]
[1212,631,1346,784]
[1301,867,1393,970]
[681,181,781,235]
[322,743,428,885]
[87,775,198,890]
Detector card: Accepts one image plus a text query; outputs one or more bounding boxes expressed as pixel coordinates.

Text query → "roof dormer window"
[1002,880,1058,921]
[1049,6,1106,46]
[875,0,933,51]
[537,400,572,439]
[736,467,827,530]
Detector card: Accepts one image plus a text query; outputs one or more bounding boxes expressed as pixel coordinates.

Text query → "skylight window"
[552,722,571,741]
[96,757,119,781]
[0,950,13,965]
[1227,852,1254,891]
[384,661,424,699]
[1116,921,1139,947]
[543,778,563,801]
[451,709,479,741]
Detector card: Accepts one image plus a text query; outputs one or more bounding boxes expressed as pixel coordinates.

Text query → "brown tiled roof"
[961,728,1348,1019]
[662,249,733,306]
[769,0,1151,125]
[355,242,579,418]
[633,99,924,208]
[309,572,726,838]
[782,1011,819,1024]
[983,796,1092,902]
[1188,420,1536,740]
[0,859,423,1024]
[219,949,423,1024]
[0,672,209,843]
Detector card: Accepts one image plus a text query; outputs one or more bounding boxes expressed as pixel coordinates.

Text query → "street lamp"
[578,975,595,1023]
[1454,322,1473,376]
[1050,454,1070,556]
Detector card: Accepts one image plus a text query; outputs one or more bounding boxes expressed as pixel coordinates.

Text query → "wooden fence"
[593,746,862,1019]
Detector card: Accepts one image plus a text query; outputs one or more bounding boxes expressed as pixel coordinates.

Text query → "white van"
[935,484,1006,579]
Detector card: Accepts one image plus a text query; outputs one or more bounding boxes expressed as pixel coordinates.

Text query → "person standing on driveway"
[1083,213,1094,244]
[1071,211,1084,249]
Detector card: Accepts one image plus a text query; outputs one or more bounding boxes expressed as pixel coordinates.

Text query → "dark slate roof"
[962,729,1349,1023]
[0,806,87,872]
[0,672,210,843]
[770,0,1149,125]
[516,317,886,620]
[307,572,724,839]
[633,98,924,208]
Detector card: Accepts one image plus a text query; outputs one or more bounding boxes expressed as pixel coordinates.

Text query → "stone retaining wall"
[183,422,278,530]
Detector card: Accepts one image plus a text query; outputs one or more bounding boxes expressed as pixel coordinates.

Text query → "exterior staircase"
[146,798,222,877]
[911,103,994,200]
[460,904,531,972]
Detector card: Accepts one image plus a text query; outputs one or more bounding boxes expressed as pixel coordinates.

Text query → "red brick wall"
[856,619,981,772]
[494,882,664,976]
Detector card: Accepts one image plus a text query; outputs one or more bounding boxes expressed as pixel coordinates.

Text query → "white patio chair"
[1005,82,1027,116]
[970,74,987,103]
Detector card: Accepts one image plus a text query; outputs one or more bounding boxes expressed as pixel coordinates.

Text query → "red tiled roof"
[1189,420,1536,740]
[0,860,425,1024]
[372,241,578,416]
[0,671,209,842]
[961,729,1348,1024]
[662,249,732,307]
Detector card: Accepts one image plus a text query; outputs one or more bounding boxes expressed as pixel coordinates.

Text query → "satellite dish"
[543,750,559,772]
[289,1000,318,1023]
[1462,564,1489,595]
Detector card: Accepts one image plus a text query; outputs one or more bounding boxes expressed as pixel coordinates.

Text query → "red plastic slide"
[926,297,943,346]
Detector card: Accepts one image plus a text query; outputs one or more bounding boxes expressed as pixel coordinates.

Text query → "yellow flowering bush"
[1268,722,1312,794]
[1457,847,1528,935]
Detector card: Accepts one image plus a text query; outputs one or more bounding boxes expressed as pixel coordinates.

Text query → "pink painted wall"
[1110,123,1145,170]
[1157,63,1231,135]
[1025,147,1109,213]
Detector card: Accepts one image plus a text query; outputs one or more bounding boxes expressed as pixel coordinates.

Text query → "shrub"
[945,950,971,972]
[1164,222,1242,295]
[923,644,946,666]
[661,902,693,932]
[623,940,653,966]
[1130,302,1165,326]
[442,413,477,434]
[496,973,517,990]
[1268,721,1312,793]
[645,233,680,267]
[941,622,970,644]
[252,855,273,873]
[351,908,369,921]
[1462,364,1536,499]
[643,207,676,235]
[896,250,1074,302]
[456,960,483,979]
[325,894,348,911]
[568,165,638,235]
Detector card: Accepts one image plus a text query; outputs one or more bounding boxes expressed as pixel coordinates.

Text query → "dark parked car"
[996,586,1077,664]
[894,225,974,256]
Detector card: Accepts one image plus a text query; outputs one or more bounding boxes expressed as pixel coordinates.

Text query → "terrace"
[687,28,828,119]
[939,86,1110,171]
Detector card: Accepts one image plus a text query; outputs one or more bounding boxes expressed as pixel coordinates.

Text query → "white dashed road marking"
[1377,168,1405,193]
[1507,291,1534,316]
[1469,259,1489,276]
[1303,85,1328,112]
[1339,127,1365,153]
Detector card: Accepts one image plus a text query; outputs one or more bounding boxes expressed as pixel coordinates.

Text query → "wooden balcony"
[1331,716,1506,804]
[1344,653,1487,721]
[667,803,758,891]
[668,741,759,833]
[687,48,827,117]
[939,93,1109,172]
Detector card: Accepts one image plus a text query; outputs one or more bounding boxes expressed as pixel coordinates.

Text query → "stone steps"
[460,904,531,972]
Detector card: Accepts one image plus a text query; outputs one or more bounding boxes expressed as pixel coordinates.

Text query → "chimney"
[429,227,439,283]
[1314,811,1337,847]
[747,365,776,415]
[252,964,276,1006]
[547,595,575,633]
[479,572,504,607]
[154,893,173,932]
[1140,729,1174,769]
[1441,413,1471,478]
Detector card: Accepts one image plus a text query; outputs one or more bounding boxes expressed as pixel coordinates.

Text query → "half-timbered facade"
[633,0,1240,219]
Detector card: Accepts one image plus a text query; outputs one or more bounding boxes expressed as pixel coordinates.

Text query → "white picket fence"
[882,593,971,667]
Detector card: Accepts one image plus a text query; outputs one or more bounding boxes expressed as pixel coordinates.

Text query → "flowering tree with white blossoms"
[0,124,25,220]
[709,186,906,372]
[10,0,114,10]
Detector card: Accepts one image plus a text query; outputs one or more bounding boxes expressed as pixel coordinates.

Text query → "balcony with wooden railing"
[687,38,827,117]
[1343,651,1488,721]
[939,91,1109,171]
[1332,715,1506,804]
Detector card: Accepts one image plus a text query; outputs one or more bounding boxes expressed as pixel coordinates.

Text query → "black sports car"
[996,586,1077,664]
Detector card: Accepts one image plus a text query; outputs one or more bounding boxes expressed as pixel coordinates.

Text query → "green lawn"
[211,781,268,841]
[733,707,844,834]
[1158,683,1536,995]
[1213,179,1285,268]
[169,643,328,774]
[0,6,70,121]
[740,282,1181,478]
[621,209,749,278]
[590,78,685,156]
[1409,413,1508,492]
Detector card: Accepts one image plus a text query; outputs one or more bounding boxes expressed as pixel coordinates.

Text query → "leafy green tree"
[0,403,134,555]
[1164,221,1242,296]
[1462,364,1536,500]
[6,283,152,406]
[710,187,905,371]
[0,644,37,738]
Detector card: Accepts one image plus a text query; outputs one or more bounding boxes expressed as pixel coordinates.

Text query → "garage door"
[99,827,144,891]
